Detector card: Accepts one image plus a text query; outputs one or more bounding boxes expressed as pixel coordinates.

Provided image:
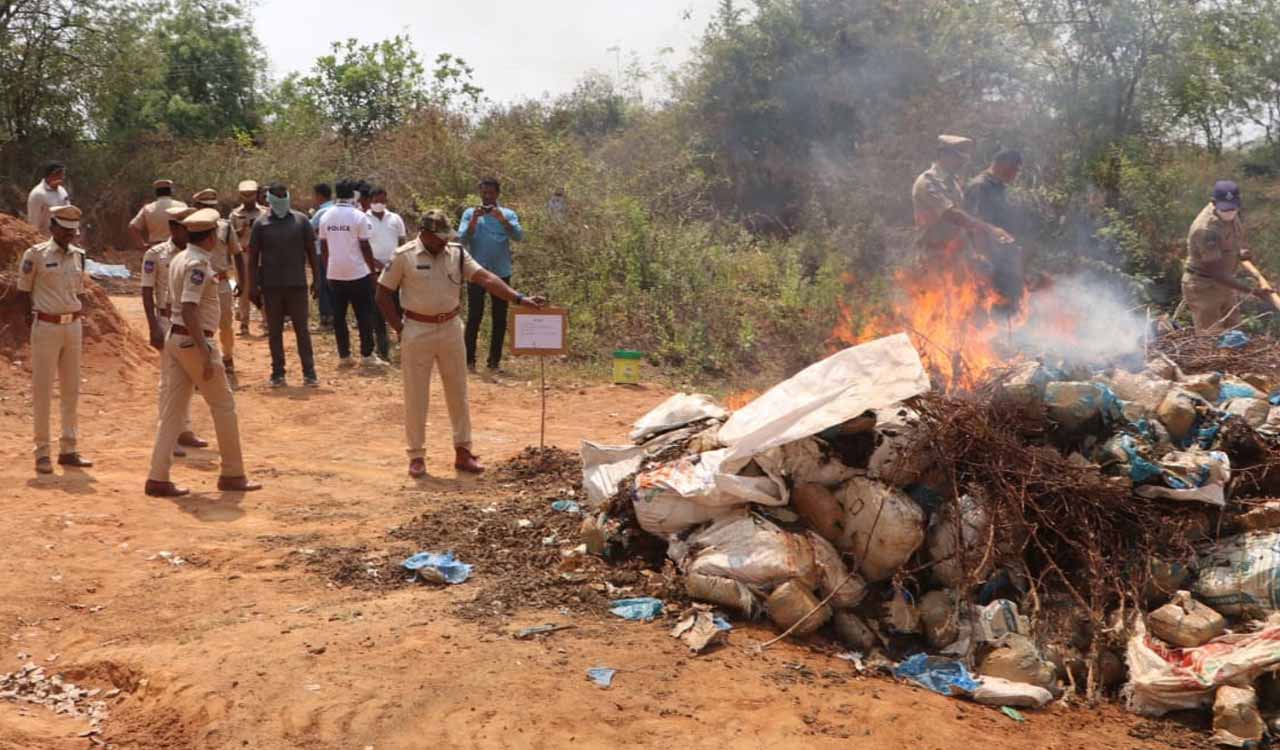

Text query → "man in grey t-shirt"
[248,182,321,387]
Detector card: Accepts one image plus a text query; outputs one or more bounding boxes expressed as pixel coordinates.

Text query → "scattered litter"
[513,623,576,640]
[515,519,534,529]
[670,605,730,653]
[401,552,472,585]
[1000,706,1027,723]
[0,663,109,733]
[609,597,664,621]
[84,259,130,279]
[550,500,581,514]
[585,667,616,689]
[973,676,1053,708]
[1218,330,1250,349]
[893,653,980,697]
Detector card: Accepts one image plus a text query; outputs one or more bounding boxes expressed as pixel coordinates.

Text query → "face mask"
[371,203,387,213]
[434,231,452,243]
[1218,209,1239,221]
[268,192,291,218]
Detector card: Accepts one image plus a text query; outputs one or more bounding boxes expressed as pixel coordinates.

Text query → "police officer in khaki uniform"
[229,180,264,335]
[128,179,186,249]
[141,205,207,456]
[16,205,93,474]
[145,209,262,498]
[1183,180,1270,333]
[911,135,1012,258]
[374,210,545,478]
[192,188,244,385]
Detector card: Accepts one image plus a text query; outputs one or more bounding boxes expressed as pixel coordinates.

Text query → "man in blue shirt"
[458,177,524,372]
[310,182,335,330]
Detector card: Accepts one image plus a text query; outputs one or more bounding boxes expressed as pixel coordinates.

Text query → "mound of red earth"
[0,213,147,362]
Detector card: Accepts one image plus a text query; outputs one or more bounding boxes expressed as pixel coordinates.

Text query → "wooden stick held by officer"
[374,209,546,478]
[145,208,262,498]
[15,205,93,474]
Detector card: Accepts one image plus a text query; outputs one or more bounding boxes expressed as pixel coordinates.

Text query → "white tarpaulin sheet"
[718,333,930,468]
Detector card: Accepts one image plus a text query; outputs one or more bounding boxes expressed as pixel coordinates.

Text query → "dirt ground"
[0,293,1215,750]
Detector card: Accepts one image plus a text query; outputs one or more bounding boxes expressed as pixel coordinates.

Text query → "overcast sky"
[253,0,720,104]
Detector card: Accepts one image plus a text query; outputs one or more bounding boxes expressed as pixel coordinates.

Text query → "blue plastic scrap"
[1219,330,1250,349]
[550,500,581,514]
[609,597,664,621]
[1220,382,1259,403]
[1271,392,1280,406]
[893,654,980,697]
[586,668,617,688]
[712,615,733,631]
[1117,435,1163,483]
[402,551,472,585]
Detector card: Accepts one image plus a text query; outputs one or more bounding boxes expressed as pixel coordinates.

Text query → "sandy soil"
[0,294,1213,750]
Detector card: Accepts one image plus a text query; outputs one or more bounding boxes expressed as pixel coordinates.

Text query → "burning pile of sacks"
[582,332,1280,746]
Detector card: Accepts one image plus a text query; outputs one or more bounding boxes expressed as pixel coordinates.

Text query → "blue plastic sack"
[402,551,472,584]
[586,667,617,688]
[1219,330,1250,349]
[609,597,664,621]
[1117,435,1162,483]
[894,653,980,696]
[1220,382,1260,403]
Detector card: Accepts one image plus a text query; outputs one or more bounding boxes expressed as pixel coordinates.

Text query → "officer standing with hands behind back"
[376,209,545,479]
[16,205,94,474]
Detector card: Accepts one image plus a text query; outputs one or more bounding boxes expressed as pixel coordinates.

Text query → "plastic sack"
[1213,685,1265,748]
[1125,619,1280,716]
[718,333,930,469]
[1107,370,1173,414]
[919,590,958,649]
[1260,407,1280,438]
[833,611,879,651]
[686,511,818,588]
[633,449,784,536]
[978,634,1057,691]
[835,477,926,582]
[1194,530,1280,617]
[1223,397,1271,428]
[84,259,131,279]
[685,573,758,617]
[927,494,992,587]
[792,482,844,544]
[779,437,861,487]
[629,393,727,443]
[581,441,646,507]
[1180,372,1223,402]
[1157,388,1207,441]
[609,597,664,621]
[1134,450,1230,507]
[1146,590,1226,648]
[402,551,472,584]
[973,676,1053,708]
[1220,379,1266,403]
[764,581,831,636]
[808,531,866,610]
[868,405,931,487]
[894,653,980,697]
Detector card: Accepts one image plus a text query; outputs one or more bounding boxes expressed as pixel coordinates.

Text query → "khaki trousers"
[401,317,471,459]
[147,334,245,482]
[1183,276,1241,333]
[218,291,235,358]
[236,285,252,325]
[30,318,81,458]
[156,319,192,435]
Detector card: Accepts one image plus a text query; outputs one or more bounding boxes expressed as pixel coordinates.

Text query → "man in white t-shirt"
[366,186,407,361]
[27,162,70,235]
[318,180,385,367]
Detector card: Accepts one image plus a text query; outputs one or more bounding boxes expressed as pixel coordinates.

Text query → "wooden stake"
[540,356,547,450]
[1242,260,1280,311]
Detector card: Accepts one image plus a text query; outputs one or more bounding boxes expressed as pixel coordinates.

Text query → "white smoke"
[1008,274,1148,367]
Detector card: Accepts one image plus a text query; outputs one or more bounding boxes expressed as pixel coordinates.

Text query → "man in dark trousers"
[457,177,524,374]
[248,182,320,388]
[965,148,1024,313]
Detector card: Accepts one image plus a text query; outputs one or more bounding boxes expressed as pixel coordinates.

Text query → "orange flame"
[832,247,1030,390]
[725,389,761,410]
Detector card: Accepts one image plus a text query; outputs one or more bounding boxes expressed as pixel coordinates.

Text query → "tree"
[298,35,482,145]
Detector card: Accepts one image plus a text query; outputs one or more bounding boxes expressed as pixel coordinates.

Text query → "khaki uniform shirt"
[229,204,264,248]
[912,163,968,250]
[17,239,86,314]
[1185,202,1242,282]
[129,196,187,244]
[141,241,180,310]
[168,246,221,332]
[209,219,241,293]
[378,240,482,316]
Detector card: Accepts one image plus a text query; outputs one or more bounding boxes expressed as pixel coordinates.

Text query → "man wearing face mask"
[247,182,321,387]
[1183,181,1270,333]
[375,209,546,478]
